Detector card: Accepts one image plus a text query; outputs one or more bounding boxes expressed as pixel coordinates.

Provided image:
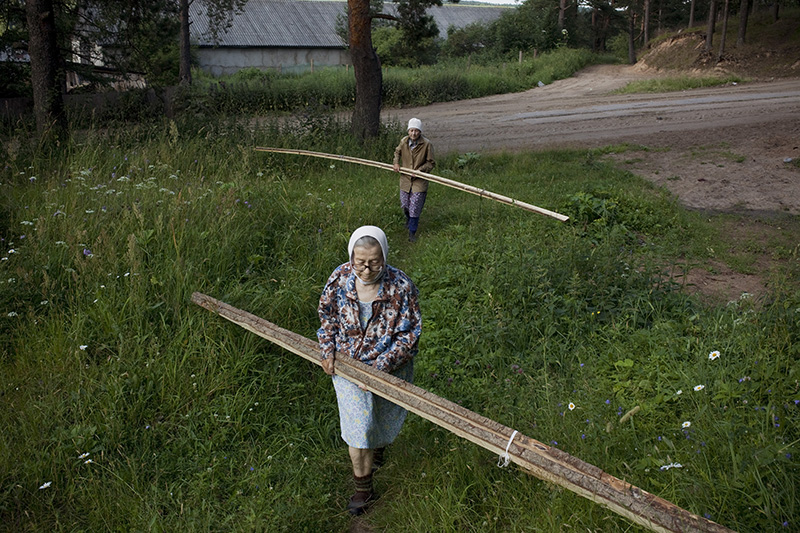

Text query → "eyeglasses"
[352,261,383,272]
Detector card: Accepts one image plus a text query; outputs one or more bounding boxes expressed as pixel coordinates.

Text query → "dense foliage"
[171,48,598,119]
[1,117,798,531]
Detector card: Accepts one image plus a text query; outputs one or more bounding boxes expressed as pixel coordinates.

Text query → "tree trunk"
[348,0,381,139]
[25,0,65,143]
[772,0,779,21]
[643,0,650,47]
[628,10,637,64]
[179,0,192,85]
[658,0,663,34]
[704,0,717,52]
[736,0,749,45]
[689,0,696,28]
[558,0,567,30]
[717,0,730,61]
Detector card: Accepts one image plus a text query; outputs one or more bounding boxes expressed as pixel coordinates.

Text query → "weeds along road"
[382,65,800,155]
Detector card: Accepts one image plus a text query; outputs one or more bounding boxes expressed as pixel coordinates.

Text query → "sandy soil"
[383,65,800,302]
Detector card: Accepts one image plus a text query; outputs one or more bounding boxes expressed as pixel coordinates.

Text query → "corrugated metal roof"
[190,1,508,48]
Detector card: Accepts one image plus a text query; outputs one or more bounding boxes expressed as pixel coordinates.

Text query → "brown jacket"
[393,135,435,193]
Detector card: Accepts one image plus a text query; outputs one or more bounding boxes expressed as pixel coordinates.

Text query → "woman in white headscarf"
[393,118,435,242]
[317,225,421,515]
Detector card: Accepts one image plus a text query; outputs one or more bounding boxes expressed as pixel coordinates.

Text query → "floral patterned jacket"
[317,263,421,373]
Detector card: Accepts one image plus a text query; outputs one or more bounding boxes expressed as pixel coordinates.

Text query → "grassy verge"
[176,48,602,116]
[614,75,745,94]
[1,120,798,531]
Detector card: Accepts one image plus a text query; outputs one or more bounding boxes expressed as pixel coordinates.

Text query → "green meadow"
[1,117,798,532]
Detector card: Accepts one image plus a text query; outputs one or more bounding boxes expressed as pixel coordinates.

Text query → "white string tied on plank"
[497,430,518,468]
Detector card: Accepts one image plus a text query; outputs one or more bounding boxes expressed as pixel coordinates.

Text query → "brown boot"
[347,473,375,516]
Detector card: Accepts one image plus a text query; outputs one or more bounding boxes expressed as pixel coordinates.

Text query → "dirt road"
[383,65,800,215]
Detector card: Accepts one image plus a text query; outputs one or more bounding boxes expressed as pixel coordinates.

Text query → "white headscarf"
[348,225,388,264]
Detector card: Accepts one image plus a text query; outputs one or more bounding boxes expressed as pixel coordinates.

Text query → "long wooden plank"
[254,146,570,222]
[191,292,734,533]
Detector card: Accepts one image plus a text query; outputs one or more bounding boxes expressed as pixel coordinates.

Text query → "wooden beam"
[254,146,569,222]
[191,292,733,533]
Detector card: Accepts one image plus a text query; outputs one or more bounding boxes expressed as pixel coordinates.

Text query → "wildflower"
[8,249,16,254]
[694,385,705,391]
[55,241,66,245]
[682,421,691,428]
[21,220,33,225]
[568,402,576,411]
[39,481,52,490]
[605,399,610,404]
[83,248,92,257]
[708,350,720,360]
[79,345,88,350]
[84,459,93,464]
[40,300,48,305]
[676,390,683,395]
[78,452,90,459]
[7,312,18,317]
[30,176,36,182]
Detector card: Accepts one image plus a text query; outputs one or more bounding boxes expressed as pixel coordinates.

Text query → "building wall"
[196,47,351,76]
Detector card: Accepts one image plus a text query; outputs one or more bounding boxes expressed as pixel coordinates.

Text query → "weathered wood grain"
[191,292,734,533]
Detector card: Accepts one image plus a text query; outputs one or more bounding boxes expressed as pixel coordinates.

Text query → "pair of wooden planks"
[253,147,570,222]
[192,292,732,533]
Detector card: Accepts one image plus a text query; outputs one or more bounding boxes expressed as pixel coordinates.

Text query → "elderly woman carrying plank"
[393,118,435,242]
[317,225,421,515]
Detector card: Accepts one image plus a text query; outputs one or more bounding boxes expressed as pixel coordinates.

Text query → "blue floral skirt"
[332,361,414,449]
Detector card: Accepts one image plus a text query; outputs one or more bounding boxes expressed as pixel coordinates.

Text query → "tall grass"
[1,120,798,531]
[174,48,600,117]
